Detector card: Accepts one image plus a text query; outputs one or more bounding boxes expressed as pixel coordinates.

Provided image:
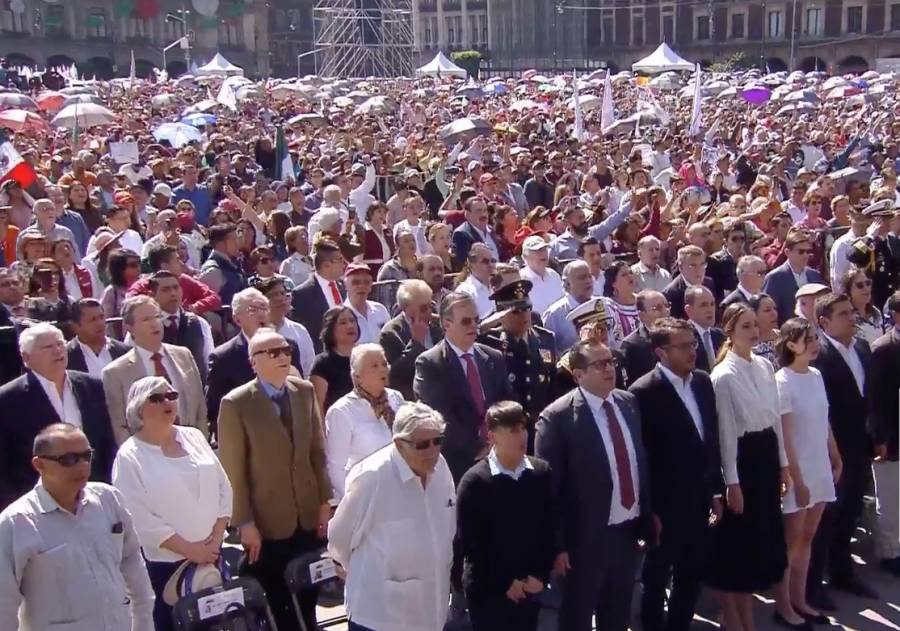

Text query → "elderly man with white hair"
[325,343,406,499]
[328,401,456,631]
[112,376,232,631]
[16,198,78,258]
[631,235,671,292]
[542,260,597,355]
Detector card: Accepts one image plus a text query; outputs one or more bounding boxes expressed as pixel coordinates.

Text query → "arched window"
[86,8,108,39]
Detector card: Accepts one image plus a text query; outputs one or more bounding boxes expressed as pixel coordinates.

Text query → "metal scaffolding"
[313,0,415,78]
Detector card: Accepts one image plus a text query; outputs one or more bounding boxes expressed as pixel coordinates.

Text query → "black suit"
[662,275,716,320]
[809,335,872,592]
[413,340,511,482]
[869,327,900,461]
[206,334,304,438]
[629,367,723,631]
[719,286,751,313]
[706,250,738,304]
[0,319,22,386]
[692,325,725,373]
[620,326,657,385]
[0,370,116,509]
[452,221,495,269]
[535,388,652,631]
[65,338,131,374]
[378,314,443,401]
[289,275,345,353]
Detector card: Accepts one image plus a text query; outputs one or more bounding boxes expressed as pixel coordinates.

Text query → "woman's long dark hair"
[107,248,139,288]
[603,260,629,298]
[320,306,360,352]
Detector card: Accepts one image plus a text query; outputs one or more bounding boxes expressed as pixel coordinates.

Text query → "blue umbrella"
[153,122,203,148]
[181,112,217,127]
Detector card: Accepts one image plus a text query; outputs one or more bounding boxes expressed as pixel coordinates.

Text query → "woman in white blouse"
[112,376,232,631]
[708,303,791,631]
[325,343,405,498]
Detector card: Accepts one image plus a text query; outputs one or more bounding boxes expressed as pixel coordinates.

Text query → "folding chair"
[172,576,278,631]
[283,549,347,631]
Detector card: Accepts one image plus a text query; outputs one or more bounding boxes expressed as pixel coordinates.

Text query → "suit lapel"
[25,371,61,424]
[573,389,612,477]
[249,381,291,442]
[652,367,705,443]
[443,341,477,411]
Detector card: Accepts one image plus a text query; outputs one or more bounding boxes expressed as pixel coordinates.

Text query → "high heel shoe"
[773,611,814,630]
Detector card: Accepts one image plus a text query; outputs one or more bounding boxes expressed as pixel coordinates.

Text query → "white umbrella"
[333,96,354,108]
[717,86,739,98]
[153,122,203,148]
[287,112,327,127]
[510,99,540,112]
[822,76,850,91]
[784,89,819,103]
[182,99,217,115]
[51,103,115,128]
[649,75,680,90]
[151,94,178,108]
[567,94,602,111]
[703,80,730,95]
[776,102,816,116]
[61,94,103,108]
[355,96,392,116]
[235,85,263,101]
[439,117,493,145]
[528,75,550,83]
[826,86,860,100]
[58,87,95,96]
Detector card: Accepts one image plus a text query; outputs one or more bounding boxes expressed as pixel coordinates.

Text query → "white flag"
[129,50,136,87]
[601,70,615,132]
[704,118,721,145]
[216,81,237,111]
[573,69,585,142]
[688,63,702,137]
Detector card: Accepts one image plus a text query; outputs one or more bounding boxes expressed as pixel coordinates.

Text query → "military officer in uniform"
[846,200,900,312]
[556,297,627,396]
[479,279,556,453]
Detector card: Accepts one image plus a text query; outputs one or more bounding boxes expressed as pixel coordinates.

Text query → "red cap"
[344,262,373,277]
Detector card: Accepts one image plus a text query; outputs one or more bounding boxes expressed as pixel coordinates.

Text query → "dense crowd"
[0,59,898,631]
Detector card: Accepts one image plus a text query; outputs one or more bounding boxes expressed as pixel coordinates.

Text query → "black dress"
[310,350,352,412]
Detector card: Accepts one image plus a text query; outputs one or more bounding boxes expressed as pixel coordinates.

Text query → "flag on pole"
[688,63,703,137]
[0,132,37,189]
[600,70,615,132]
[573,69,585,142]
[129,49,136,87]
[216,81,237,111]
[704,118,721,145]
[275,125,293,181]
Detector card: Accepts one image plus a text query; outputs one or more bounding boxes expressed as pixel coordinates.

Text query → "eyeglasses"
[38,449,94,467]
[477,257,497,265]
[586,357,617,371]
[242,304,270,314]
[729,235,746,242]
[664,340,699,352]
[647,303,671,312]
[458,316,480,327]
[147,391,179,404]
[253,345,292,359]
[400,435,445,450]
[853,279,873,289]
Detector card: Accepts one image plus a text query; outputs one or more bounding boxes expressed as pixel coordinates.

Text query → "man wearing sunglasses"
[0,423,155,631]
[721,255,767,312]
[762,230,826,325]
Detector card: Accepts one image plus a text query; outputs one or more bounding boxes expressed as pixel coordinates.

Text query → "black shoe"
[879,556,900,577]
[800,612,831,625]
[773,611,814,630]
[806,589,837,612]
[830,576,880,599]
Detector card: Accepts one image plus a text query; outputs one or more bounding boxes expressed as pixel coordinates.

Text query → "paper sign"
[196,587,245,621]
[109,142,139,165]
[308,558,337,584]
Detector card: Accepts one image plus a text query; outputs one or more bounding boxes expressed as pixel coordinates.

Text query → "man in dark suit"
[0,322,116,509]
[535,340,652,631]
[763,230,826,324]
[629,318,724,631]
[720,255,766,312]
[662,245,716,319]
[207,288,304,439]
[808,293,879,608]
[65,298,130,378]
[289,238,346,352]
[452,196,498,268]
[379,279,443,400]
[149,271,212,384]
[414,291,511,482]
[866,291,900,575]
[620,290,669,385]
[684,286,725,372]
[706,221,746,303]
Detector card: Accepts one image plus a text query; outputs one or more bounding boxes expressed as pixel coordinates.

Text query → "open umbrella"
[51,103,116,128]
[741,86,772,104]
[58,87,95,96]
[439,117,493,145]
[182,99,217,116]
[567,94,602,111]
[775,102,816,116]
[151,94,178,108]
[61,94,103,108]
[0,109,50,134]
[822,76,850,91]
[333,96,354,108]
[355,97,393,116]
[287,112,327,127]
[181,112,217,127]
[153,122,203,148]
[510,99,540,112]
[0,93,37,111]
[717,86,739,98]
[35,91,66,112]
[455,83,483,100]
[784,89,819,103]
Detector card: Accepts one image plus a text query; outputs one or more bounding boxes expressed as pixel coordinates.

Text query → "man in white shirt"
[258,276,315,377]
[392,192,430,255]
[343,263,390,344]
[66,298,131,377]
[520,236,564,315]
[105,205,144,255]
[347,158,376,221]
[457,243,496,319]
[828,202,879,289]
[631,236,672,292]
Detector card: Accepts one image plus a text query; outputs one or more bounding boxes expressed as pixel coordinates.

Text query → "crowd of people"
[0,58,898,631]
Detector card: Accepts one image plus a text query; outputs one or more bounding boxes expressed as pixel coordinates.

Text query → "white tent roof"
[632,43,694,74]
[416,52,467,79]
[196,53,244,77]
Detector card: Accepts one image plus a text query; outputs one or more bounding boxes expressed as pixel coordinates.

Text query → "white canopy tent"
[196,53,244,78]
[632,43,694,74]
[416,52,468,79]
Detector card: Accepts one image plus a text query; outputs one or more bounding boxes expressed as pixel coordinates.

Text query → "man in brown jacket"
[218,328,332,631]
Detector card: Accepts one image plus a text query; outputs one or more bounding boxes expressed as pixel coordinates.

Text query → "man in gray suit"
[536,339,652,631]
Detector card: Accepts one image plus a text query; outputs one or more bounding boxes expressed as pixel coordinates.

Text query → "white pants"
[874,460,900,560]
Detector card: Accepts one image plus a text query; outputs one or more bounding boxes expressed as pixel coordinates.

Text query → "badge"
[508,373,516,383]
[539,348,552,362]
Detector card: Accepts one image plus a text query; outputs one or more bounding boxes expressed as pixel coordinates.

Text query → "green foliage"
[451,50,482,79]
[708,52,752,73]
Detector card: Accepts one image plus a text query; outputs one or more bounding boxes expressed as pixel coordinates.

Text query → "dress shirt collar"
[737,284,754,300]
[390,443,418,485]
[579,386,616,412]
[822,332,856,356]
[636,261,659,275]
[161,309,181,321]
[32,370,71,402]
[690,319,711,338]
[658,362,693,391]
[134,343,165,364]
[466,274,490,293]
[315,272,337,294]
[787,261,807,277]
[446,339,474,358]
[469,222,486,241]
[487,447,533,480]
[35,481,87,515]
[77,338,108,359]
[257,377,286,399]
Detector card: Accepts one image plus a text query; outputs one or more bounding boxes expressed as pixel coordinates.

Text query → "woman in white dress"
[325,343,405,499]
[773,318,843,627]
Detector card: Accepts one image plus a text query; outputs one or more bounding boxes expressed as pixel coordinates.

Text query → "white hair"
[349,343,386,385]
[396,279,432,309]
[562,259,589,282]
[638,235,660,249]
[323,184,342,201]
[247,327,284,355]
[392,402,446,440]
[125,376,171,434]
[231,287,269,314]
[737,255,765,274]
[18,322,64,356]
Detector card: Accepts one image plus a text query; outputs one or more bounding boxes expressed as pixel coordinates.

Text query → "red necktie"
[328,281,341,306]
[151,352,171,383]
[462,353,487,439]
[602,400,635,509]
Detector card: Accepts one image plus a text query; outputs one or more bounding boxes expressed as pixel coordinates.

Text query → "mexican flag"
[275,125,293,181]
[0,133,36,189]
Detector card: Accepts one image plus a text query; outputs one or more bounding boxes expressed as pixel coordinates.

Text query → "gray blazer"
[762,261,826,324]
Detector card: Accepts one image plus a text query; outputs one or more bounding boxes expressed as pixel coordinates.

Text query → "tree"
[451,50,482,79]
[708,52,752,73]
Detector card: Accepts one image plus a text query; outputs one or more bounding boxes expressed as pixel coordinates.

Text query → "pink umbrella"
[36,91,66,112]
[741,86,772,104]
[0,109,50,133]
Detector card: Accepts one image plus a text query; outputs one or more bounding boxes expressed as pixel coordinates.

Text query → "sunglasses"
[853,279,873,289]
[147,391,179,404]
[586,357,618,371]
[400,435,445,450]
[39,449,94,467]
[253,345,292,359]
[458,316,480,327]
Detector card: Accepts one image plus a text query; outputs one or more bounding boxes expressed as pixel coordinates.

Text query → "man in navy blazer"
[452,196,498,269]
[413,291,511,482]
[289,239,346,352]
[662,245,716,320]
[762,230,825,324]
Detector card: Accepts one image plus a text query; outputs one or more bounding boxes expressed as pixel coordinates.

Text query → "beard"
[571,223,589,237]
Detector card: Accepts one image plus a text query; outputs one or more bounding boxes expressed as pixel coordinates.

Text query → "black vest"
[162,311,207,384]
[200,250,246,306]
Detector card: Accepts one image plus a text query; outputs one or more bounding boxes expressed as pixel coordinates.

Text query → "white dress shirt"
[134,344,179,382]
[328,444,456,631]
[520,265,565,315]
[487,448,534,481]
[456,275,494,319]
[112,426,232,563]
[657,363,704,440]
[276,318,316,377]
[325,388,405,498]
[63,269,83,301]
[33,371,82,428]
[345,299,391,344]
[691,320,716,365]
[579,388,641,525]
[77,340,114,378]
[316,272,342,308]
[788,263,809,288]
[822,333,865,395]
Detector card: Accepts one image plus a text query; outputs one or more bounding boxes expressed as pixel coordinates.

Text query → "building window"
[632,14,644,45]
[447,16,454,44]
[730,12,745,38]
[806,7,824,35]
[454,16,462,44]
[219,19,243,47]
[129,16,151,39]
[480,14,487,44]
[696,14,710,40]
[892,3,900,30]
[423,18,432,45]
[468,15,476,44]
[1,7,27,32]
[85,8,108,38]
[602,14,614,43]
[846,5,863,32]
[767,10,783,38]
[661,6,675,42]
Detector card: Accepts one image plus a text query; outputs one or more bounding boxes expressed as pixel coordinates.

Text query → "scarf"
[355,386,395,429]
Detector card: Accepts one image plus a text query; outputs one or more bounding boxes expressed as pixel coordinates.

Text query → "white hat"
[522,235,550,252]
[162,560,224,606]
